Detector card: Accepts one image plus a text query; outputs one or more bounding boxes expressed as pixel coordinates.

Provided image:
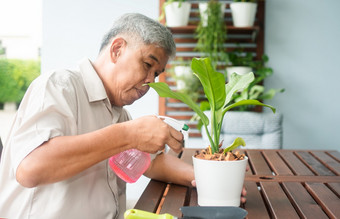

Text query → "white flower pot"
[226,66,252,81]
[230,2,257,27]
[165,2,191,27]
[199,3,226,27]
[174,66,192,90]
[193,156,248,206]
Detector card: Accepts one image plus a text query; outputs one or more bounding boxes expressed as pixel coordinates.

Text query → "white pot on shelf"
[230,2,257,27]
[226,66,252,81]
[165,2,191,27]
[198,2,226,27]
[193,156,248,206]
[174,66,192,90]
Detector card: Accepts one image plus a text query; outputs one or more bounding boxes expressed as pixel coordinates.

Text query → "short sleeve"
[10,71,79,173]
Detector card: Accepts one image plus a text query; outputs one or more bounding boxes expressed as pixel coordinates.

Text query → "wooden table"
[134,149,340,218]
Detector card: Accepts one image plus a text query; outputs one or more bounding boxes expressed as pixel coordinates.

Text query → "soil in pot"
[194,147,245,161]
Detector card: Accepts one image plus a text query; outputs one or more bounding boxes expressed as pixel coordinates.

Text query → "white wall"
[0,0,42,59]
[42,0,160,119]
[265,0,340,150]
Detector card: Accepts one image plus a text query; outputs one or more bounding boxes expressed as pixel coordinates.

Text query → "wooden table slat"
[235,150,253,176]
[296,151,335,176]
[159,184,188,217]
[305,182,340,218]
[243,181,270,219]
[246,150,273,175]
[327,182,340,197]
[279,151,315,176]
[260,182,300,218]
[311,151,340,175]
[262,150,294,175]
[134,180,168,213]
[189,188,198,206]
[328,151,340,161]
[245,175,340,183]
[282,182,329,219]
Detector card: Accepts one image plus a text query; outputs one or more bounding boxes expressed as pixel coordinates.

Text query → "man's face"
[107,43,169,106]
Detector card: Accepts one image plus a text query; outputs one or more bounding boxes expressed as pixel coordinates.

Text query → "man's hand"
[129,116,183,154]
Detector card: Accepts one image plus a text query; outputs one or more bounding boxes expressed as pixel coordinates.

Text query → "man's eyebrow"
[149,55,159,64]
[149,54,164,72]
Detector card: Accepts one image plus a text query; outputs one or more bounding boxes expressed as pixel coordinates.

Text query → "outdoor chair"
[202,111,283,149]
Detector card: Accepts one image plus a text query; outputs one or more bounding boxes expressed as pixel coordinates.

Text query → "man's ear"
[109,37,126,63]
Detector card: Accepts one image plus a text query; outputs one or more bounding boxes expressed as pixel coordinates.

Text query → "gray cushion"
[202,111,283,149]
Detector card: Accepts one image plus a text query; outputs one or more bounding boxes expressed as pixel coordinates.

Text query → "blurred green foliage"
[0,59,40,103]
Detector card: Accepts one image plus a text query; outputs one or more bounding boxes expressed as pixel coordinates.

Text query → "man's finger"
[166,136,183,153]
[168,126,184,141]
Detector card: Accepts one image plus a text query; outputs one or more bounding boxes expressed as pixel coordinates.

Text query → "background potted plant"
[230,0,258,27]
[159,0,191,27]
[227,48,284,111]
[149,57,275,206]
[198,0,226,27]
[169,58,201,102]
[195,0,227,68]
[226,48,254,80]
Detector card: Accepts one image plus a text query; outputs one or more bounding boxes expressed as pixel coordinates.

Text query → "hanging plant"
[195,0,228,68]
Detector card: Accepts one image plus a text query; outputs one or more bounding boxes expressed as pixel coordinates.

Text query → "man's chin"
[124,98,138,106]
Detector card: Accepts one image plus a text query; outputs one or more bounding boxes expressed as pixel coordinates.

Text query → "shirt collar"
[78,58,108,102]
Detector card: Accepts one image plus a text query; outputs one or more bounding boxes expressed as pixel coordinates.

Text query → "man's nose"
[145,72,155,84]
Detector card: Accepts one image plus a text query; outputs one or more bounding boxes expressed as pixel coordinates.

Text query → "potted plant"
[159,0,191,27]
[230,0,258,27]
[226,48,253,80]
[195,0,227,68]
[149,57,275,206]
[170,59,202,102]
[198,0,226,27]
[227,48,284,111]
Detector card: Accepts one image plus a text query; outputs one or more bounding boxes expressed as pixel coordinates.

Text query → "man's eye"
[144,62,151,68]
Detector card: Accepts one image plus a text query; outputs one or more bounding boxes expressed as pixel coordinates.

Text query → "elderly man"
[0,13,194,218]
[0,13,246,218]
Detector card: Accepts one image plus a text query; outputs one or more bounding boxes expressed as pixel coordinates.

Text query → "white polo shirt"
[0,59,130,219]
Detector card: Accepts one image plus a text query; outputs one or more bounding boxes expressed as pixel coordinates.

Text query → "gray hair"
[100,13,176,58]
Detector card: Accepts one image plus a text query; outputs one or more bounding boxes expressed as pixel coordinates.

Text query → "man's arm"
[16,116,183,188]
[144,153,194,187]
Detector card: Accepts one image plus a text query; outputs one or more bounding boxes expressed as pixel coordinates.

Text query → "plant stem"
[204,123,214,152]
[211,110,219,153]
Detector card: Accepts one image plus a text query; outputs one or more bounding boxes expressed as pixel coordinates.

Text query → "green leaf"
[148,82,209,125]
[191,58,226,111]
[223,137,246,154]
[224,72,255,107]
[223,99,276,114]
[259,88,285,100]
[248,85,264,100]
